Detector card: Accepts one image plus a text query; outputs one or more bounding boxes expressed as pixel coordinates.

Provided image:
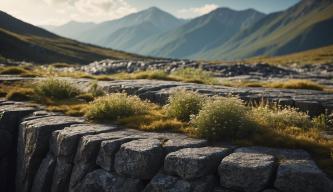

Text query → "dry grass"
[266,79,324,90]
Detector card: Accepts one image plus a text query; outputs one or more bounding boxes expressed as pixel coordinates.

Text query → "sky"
[0,0,300,26]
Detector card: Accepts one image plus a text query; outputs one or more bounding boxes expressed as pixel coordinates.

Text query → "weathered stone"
[143,173,217,192]
[0,104,36,133]
[76,169,144,192]
[0,130,12,157]
[31,154,56,192]
[235,146,311,160]
[219,152,276,192]
[16,115,83,192]
[163,138,208,153]
[69,130,140,191]
[213,187,237,192]
[274,159,333,192]
[96,137,139,171]
[114,139,165,179]
[164,147,231,180]
[50,124,120,192]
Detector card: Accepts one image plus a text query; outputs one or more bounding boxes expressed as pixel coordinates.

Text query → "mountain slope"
[129,8,266,58]
[42,21,97,40]
[200,0,333,60]
[70,7,186,47]
[0,11,146,64]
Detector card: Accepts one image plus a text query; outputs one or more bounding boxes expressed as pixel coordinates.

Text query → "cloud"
[178,4,219,18]
[40,0,137,24]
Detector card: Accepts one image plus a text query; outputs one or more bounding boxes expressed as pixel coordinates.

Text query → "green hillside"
[200,0,333,60]
[0,11,146,64]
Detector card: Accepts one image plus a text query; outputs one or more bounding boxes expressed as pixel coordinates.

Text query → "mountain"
[42,21,97,40]
[198,0,333,60]
[49,7,187,49]
[129,8,266,58]
[0,11,146,64]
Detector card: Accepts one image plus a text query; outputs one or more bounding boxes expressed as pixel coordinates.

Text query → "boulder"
[76,169,144,192]
[114,139,165,179]
[69,130,139,191]
[164,147,231,180]
[163,138,208,153]
[218,152,276,192]
[96,137,139,171]
[31,154,56,192]
[143,173,217,192]
[274,159,333,192]
[16,115,83,192]
[49,124,120,192]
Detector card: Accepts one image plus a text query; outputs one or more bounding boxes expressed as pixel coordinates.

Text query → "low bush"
[251,104,312,130]
[34,78,81,100]
[85,93,151,121]
[266,79,323,91]
[165,90,204,121]
[191,96,256,140]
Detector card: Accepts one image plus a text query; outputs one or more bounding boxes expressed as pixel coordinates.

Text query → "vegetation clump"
[85,93,151,121]
[0,66,30,75]
[266,79,323,91]
[34,78,81,100]
[170,68,218,84]
[165,90,204,121]
[251,104,312,130]
[6,88,34,101]
[190,96,256,140]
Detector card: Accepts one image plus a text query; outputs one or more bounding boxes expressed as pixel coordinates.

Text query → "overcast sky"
[0,0,300,26]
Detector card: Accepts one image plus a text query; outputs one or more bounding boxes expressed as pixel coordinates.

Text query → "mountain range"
[0,11,145,64]
[42,0,333,61]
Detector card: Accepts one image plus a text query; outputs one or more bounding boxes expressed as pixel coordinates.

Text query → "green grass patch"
[170,68,218,84]
[190,96,257,140]
[165,90,204,122]
[34,78,81,100]
[266,79,324,91]
[85,93,151,121]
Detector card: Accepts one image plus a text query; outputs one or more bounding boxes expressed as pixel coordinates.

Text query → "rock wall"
[0,99,333,192]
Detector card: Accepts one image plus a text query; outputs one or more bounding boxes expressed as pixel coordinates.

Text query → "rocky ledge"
[0,100,332,192]
[1,76,333,117]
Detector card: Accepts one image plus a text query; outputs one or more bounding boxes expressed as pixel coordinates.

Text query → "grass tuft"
[34,78,81,100]
[190,96,257,140]
[266,79,324,91]
[0,66,30,75]
[85,93,151,121]
[165,90,204,122]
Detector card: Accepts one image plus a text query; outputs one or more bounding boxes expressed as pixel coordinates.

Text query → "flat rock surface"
[164,147,231,179]
[219,152,276,192]
[114,139,165,179]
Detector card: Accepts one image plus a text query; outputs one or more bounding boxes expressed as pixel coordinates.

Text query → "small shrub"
[251,104,312,130]
[85,93,150,121]
[6,88,34,101]
[165,90,204,121]
[0,67,30,75]
[34,78,81,100]
[266,79,323,91]
[191,96,256,140]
